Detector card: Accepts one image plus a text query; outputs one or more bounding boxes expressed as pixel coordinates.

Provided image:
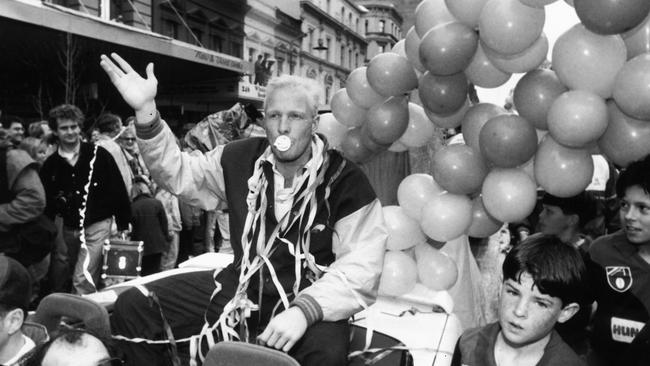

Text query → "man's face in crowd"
[54,119,81,148]
[620,185,650,245]
[42,333,111,366]
[119,130,137,153]
[7,122,24,144]
[264,87,317,164]
[537,204,571,236]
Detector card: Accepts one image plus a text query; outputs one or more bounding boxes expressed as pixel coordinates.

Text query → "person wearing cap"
[0,257,40,365]
[100,53,386,366]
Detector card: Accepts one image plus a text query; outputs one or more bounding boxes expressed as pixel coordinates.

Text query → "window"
[348,48,352,68]
[355,52,359,68]
[379,44,385,53]
[309,30,314,52]
[248,48,256,62]
[348,13,352,27]
[191,28,203,46]
[231,42,242,58]
[379,20,385,33]
[326,37,331,61]
[340,45,345,66]
[210,35,223,52]
[356,18,359,33]
[341,7,345,22]
[164,19,178,38]
[326,0,331,13]
[365,20,369,34]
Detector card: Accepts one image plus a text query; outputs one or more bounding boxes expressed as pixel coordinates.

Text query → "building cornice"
[300,0,366,45]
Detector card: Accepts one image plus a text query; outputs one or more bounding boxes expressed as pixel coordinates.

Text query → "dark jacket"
[130,193,168,255]
[40,142,131,230]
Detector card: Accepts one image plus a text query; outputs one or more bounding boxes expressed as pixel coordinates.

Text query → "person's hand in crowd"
[257,306,308,353]
[99,53,157,124]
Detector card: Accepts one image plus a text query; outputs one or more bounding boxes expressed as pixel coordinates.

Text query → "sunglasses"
[98,357,124,366]
[120,137,136,142]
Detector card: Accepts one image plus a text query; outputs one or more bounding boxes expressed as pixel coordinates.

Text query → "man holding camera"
[40,104,131,294]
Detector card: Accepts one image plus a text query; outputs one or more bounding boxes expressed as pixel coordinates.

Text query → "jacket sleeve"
[0,166,46,231]
[293,199,387,324]
[136,113,226,211]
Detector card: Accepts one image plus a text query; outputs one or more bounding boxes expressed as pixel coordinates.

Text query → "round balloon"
[513,69,568,130]
[389,140,410,152]
[534,136,594,197]
[623,13,650,59]
[432,144,488,195]
[425,99,471,129]
[379,251,418,296]
[383,206,427,251]
[479,114,538,168]
[445,0,488,28]
[419,22,479,76]
[547,90,608,148]
[367,53,418,97]
[484,34,548,74]
[519,0,557,7]
[330,88,367,128]
[414,244,459,291]
[366,96,410,145]
[598,100,650,167]
[316,112,348,150]
[467,196,502,238]
[346,67,386,109]
[360,123,390,153]
[552,24,627,99]
[461,103,507,151]
[391,39,407,57]
[415,0,456,37]
[418,71,468,115]
[613,53,650,121]
[420,192,473,242]
[405,26,427,72]
[478,0,545,55]
[399,103,436,148]
[464,43,511,88]
[340,127,374,163]
[398,174,444,220]
[481,168,537,222]
[574,0,650,35]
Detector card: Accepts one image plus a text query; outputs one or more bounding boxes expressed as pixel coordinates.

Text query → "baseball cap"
[0,256,32,312]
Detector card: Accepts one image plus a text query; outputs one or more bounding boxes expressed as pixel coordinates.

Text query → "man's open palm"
[100,53,157,114]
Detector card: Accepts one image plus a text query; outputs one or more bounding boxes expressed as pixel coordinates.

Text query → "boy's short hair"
[503,234,587,306]
[0,256,32,314]
[616,154,650,198]
[95,113,122,134]
[541,192,597,227]
[48,104,84,131]
[1,115,24,130]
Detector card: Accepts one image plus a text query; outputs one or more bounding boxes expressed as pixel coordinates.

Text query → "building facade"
[357,1,403,58]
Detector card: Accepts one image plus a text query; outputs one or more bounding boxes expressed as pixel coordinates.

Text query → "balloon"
[316,113,348,150]
[464,43,511,88]
[420,193,473,242]
[467,196,502,238]
[340,127,374,163]
[513,69,567,130]
[415,243,459,291]
[432,144,488,195]
[623,13,650,59]
[479,114,538,168]
[425,99,470,129]
[445,0,488,28]
[383,206,427,251]
[478,0,545,55]
[389,140,409,152]
[481,168,537,222]
[360,123,390,153]
[534,136,594,197]
[405,27,427,72]
[484,34,548,74]
[414,0,456,37]
[598,100,650,167]
[391,39,406,57]
[419,22,478,76]
[365,96,409,145]
[367,53,418,97]
[330,88,366,128]
[418,71,468,115]
[399,103,436,148]
[461,103,507,152]
[519,0,557,7]
[520,156,537,184]
[613,53,650,121]
[547,90,608,148]
[574,0,650,35]
[346,67,386,109]
[552,24,626,99]
[378,251,418,296]
[398,174,444,220]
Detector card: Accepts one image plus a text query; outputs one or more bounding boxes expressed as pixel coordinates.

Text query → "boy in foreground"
[452,235,586,366]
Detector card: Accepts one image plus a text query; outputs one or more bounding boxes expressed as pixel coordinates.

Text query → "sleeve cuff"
[291,294,323,326]
[135,111,165,140]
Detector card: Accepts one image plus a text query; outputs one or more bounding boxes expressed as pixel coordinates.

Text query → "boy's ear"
[556,302,580,324]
